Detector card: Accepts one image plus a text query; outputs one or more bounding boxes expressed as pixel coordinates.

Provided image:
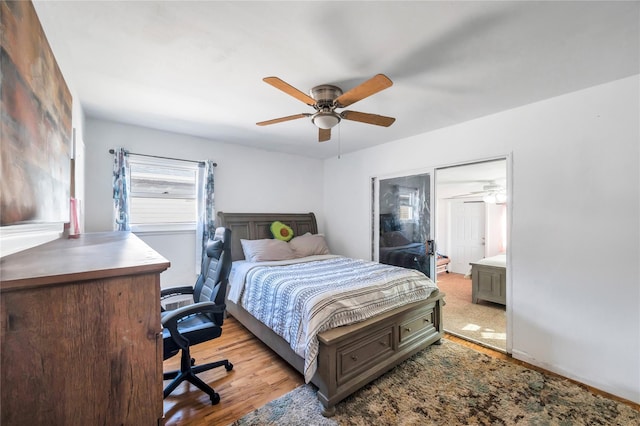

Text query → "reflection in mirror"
[378,173,432,277]
[434,158,508,353]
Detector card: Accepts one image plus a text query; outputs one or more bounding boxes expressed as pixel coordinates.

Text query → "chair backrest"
[193,227,232,323]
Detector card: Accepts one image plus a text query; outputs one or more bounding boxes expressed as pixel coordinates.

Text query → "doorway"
[435,159,508,353]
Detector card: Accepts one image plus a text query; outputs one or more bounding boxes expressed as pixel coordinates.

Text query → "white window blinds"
[128,155,199,229]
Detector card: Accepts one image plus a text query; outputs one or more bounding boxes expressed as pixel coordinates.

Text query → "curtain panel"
[112,147,131,231]
[195,160,216,271]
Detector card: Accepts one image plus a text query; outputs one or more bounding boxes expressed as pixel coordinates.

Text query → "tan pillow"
[240,238,296,262]
[289,233,330,257]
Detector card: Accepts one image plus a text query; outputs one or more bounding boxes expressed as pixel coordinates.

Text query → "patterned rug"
[230,340,639,425]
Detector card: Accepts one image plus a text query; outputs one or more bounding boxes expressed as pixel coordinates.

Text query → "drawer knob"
[379,341,386,346]
[405,327,412,333]
[351,355,358,361]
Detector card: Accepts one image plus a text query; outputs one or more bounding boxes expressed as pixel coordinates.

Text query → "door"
[374,172,433,278]
[449,200,485,274]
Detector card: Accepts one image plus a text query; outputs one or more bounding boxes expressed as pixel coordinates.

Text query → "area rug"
[437,273,507,351]
[229,340,639,425]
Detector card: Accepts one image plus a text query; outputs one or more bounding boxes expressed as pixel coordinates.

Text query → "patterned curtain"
[112,148,131,231]
[195,160,215,270]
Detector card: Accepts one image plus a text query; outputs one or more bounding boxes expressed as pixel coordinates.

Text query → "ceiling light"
[483,192,507,204]
[312,112,341,129]
[483,194,497,204]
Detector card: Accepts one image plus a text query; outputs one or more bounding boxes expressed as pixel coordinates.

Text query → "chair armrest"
[160,286,194,299]
[161,302,226,328]
[160,286,195,312]
[161,302,226,352]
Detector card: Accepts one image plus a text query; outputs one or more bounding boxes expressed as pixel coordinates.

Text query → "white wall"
[84,118,324,287]
[484,203,506,257]
[323,75,640,404]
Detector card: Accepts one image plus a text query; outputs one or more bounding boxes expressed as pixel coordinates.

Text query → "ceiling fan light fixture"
[482,193,497,204]
[312,111,341,129]
[483,192,507,204]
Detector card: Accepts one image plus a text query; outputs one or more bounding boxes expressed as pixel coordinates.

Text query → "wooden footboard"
[470,263,506,305]
[226,292,444,416]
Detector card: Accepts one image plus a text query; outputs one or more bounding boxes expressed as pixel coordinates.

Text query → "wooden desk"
[1,232,170,425]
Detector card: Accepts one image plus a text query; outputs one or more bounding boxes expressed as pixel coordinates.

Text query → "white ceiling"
[33,1,639,160]
[436,159,507,199]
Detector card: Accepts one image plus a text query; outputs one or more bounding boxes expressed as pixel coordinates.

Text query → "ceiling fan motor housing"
[310,85,343,129]
[310,85,343,109]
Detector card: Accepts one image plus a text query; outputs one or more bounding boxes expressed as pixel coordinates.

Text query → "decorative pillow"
[240,238,296,262]
[270,221,294,242]
[289,233,330,257]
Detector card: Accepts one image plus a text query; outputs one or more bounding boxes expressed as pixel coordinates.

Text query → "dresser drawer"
[337,326,394,385]
[399,308,436,347]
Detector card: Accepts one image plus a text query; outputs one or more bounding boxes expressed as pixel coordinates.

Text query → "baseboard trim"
[445,331,507,354]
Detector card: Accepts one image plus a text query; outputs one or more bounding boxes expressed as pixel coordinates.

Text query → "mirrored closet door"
[373,172,433,278]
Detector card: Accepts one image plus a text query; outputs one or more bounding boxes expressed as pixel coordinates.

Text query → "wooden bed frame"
[217,212,444,416]
[470,259,506,306]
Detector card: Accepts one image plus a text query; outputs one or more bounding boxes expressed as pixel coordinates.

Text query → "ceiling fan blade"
[449,193,484,199]
[335,74,393,107]
[263,77,316,106]
[341,110,396,127]
[256,113,309,126]
[318,128,331,142]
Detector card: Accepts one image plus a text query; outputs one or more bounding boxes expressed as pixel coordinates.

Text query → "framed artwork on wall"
[0,0,72,226]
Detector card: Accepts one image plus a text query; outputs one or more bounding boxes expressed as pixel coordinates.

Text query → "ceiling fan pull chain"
[338,124,342,159]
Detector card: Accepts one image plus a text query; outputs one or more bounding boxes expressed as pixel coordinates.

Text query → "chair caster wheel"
[190,358,195,366]
[210,392,220,405]
[225,362,234,372]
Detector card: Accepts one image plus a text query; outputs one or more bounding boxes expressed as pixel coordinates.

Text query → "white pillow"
[240,238,296,262]
[289,233,330,257]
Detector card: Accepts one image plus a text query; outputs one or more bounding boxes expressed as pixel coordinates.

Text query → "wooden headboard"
[216,212,318,261]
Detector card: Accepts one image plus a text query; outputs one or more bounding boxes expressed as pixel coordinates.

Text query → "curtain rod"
[108,149,215,167]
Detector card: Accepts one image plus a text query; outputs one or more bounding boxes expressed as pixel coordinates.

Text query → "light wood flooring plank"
[162,317,303,425]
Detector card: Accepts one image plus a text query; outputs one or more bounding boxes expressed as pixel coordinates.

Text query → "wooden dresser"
[0,232,170,425]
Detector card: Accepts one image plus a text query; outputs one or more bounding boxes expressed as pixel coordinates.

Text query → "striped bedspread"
[233,256,439,382]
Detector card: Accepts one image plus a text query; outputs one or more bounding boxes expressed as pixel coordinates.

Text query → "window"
[398,186,419,222]
[128,155,200,231]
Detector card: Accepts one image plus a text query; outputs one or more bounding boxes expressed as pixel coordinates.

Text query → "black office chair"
[161,227,233,405]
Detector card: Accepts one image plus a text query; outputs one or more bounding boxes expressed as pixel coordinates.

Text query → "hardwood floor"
[162,317,303,425]
[163,317,639,425]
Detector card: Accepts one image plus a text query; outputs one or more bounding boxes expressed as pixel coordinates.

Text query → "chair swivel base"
[163,349,233,405]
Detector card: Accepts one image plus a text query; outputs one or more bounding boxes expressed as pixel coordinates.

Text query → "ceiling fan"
[256,74,396,142]
[449,181,507,203]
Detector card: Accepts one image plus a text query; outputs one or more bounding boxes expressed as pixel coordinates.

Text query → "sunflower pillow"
[270,221,294,242]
